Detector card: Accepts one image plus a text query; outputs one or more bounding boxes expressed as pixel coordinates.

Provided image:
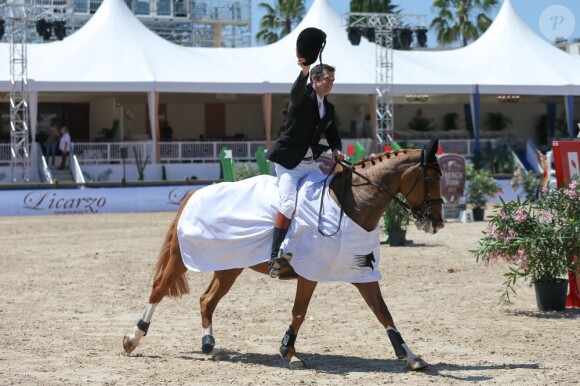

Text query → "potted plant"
[510,167,541,202]
[466,167,502,221]
[408,108,436,132]
[472,141,516,174]
[472,178,580,310]
[442,112,459,131]
[484,112,512,131]
[382,194,411,246]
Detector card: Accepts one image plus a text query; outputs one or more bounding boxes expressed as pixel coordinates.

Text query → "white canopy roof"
[0,0,266,93]
[395,0,580,95]
[0,0,578,95]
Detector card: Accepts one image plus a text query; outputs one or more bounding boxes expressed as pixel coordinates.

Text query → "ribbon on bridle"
[318,150,443,237]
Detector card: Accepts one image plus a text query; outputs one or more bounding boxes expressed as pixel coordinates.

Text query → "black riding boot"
[270,227,288,260]
[269,213,292,278]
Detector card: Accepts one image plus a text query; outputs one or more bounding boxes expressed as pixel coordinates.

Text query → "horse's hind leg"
[199,269,243,356]
[279,276,318,369]
[353,282,428,370]
[123,199,190,355]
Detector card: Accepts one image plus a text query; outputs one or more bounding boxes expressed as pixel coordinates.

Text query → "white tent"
[5,0,266,93]
[395,0,580,96]
[0,0,578,144]
[227,0,481,95]
[229,0,580,96]
[1,0,579,95]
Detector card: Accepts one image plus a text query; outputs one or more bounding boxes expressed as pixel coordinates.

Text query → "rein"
[317,150,443,237]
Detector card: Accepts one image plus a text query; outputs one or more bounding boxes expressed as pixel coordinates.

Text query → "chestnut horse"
[123,138,444,370]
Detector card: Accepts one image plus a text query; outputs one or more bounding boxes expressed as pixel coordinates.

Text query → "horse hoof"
[288,355,306,370]
[210,347,225,361]
[407,356,429,371]
[269,268,280,278]
[123,335,137,354]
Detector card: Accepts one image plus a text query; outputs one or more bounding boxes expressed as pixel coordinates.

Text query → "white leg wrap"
[202,325,213,337]
[142,304,156,323]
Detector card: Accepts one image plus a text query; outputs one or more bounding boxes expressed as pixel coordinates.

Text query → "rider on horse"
[266,28,345,278]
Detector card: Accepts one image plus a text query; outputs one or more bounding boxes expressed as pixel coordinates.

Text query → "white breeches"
[275,161,323,218]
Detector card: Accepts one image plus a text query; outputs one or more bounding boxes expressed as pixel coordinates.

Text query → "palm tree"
[350,0,399,13]
[255,0,306,45]
[430,0,498,47]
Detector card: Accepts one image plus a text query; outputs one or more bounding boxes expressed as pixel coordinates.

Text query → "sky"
[252,0,580,48]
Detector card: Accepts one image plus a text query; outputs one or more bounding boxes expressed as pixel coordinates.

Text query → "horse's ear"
[425,137,438,162]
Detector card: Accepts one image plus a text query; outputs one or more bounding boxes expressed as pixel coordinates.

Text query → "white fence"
[73,141,155,165]
[0,138,500,166]
[159,141,268,163]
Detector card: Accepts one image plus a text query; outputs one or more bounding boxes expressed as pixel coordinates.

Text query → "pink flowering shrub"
[473,177,580,304]
[466,169,502,209]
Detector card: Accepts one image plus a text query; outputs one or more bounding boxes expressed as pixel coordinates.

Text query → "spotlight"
[0,19,4,41]
[54,21,66,40]
[42,22,53,41]
[36,19,47,36]
[399,28,413,49]
[36,19,52,41]
[347,27,362,46]
[365,27,375,43]
[416,28,427,48]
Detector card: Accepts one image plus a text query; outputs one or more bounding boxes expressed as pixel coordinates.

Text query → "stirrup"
[268,250,293,278]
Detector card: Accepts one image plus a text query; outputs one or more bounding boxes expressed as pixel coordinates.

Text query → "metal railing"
[0,143,11,165]
[159,141,266,163]
[397,138,500,159]
[73,141,154,165]
[0,138,506,167]
[37,143,54,184]
[71,155,86,184]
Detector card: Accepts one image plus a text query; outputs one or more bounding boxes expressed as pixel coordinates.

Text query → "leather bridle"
[318,149,443,236]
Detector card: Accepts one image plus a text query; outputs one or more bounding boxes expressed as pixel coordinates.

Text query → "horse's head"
[330,139,445,234]
[400,138,444,234]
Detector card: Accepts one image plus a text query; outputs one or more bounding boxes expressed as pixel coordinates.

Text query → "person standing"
[160,120,173,141]
[58,126,71,170]
[45,125,60,166]
[266,48,345,278]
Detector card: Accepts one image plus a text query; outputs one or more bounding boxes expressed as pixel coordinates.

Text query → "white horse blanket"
[177,172,382,283]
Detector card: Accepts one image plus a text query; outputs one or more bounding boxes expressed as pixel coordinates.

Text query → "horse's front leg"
[280,276,318,369]
[199,268,244,359]
[353,281,428,370]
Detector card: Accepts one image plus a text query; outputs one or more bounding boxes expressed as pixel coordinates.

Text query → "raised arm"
[290,50,311,103]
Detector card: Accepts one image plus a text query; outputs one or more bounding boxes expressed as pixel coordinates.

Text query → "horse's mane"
[330,149,419,213]
[351,149,417,169]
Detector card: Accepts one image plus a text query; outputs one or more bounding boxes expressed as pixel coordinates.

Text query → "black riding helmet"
[296,27,327,66]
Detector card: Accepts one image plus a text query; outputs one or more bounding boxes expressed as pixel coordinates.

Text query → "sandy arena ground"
[1,210,579,385]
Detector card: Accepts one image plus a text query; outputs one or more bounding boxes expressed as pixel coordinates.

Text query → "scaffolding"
[191,0,251,47]
[346,13,426,147]
[1,0,33,181]
[26,0,251,47]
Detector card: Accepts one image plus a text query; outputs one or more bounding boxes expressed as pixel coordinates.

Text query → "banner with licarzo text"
[0,185,209,216]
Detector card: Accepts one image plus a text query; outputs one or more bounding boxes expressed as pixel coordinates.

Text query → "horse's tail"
[151,191,195,299]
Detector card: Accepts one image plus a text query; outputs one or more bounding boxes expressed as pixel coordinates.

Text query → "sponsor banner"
[0,185,209,216]
[552,140,580,188]
[438,154,466,204]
